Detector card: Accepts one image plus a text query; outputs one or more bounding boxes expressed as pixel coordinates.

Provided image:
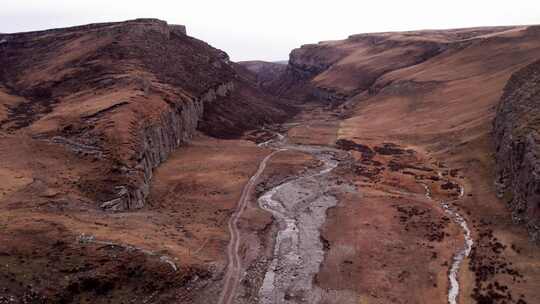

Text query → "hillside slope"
[0,18,289,211]
[273,27,533,103]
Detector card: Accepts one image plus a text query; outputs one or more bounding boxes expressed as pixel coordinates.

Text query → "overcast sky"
[2,0,539,61]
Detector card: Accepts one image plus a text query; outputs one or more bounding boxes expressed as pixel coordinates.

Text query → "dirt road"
[218,149,283,304]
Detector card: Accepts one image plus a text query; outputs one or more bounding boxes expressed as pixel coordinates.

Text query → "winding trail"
[421,175,474,304]
[218,149,283,304]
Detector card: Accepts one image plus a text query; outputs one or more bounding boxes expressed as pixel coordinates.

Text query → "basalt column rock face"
[0,19,287,211]
[101,81,239,210]
[494,59,540,242]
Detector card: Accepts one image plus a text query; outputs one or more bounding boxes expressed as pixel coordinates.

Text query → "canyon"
[1,19,540,304]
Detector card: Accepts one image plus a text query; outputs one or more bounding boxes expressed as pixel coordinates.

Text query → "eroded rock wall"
[101,82,234,210]
[493,59,540,242]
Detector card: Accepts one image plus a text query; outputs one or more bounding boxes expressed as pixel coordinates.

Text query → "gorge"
[1,19,540,304]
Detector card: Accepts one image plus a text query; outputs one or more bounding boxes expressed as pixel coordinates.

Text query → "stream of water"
[422,180,473,304]
[257,135,341,303]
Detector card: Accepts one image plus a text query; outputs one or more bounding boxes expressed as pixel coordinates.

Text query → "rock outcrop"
[493,59,540,242]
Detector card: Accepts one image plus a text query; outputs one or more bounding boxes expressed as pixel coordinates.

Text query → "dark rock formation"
[335,138,374,159]
[237,60,287,90]
[493,59,540,242]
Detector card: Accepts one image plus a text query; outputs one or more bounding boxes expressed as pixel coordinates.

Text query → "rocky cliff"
[494,59,540,242]
[0,18,289,211]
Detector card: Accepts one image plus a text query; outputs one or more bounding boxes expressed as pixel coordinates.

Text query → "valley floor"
[1,104,539,304]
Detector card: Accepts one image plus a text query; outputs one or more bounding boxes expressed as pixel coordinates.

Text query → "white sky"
[1,0,539,61]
